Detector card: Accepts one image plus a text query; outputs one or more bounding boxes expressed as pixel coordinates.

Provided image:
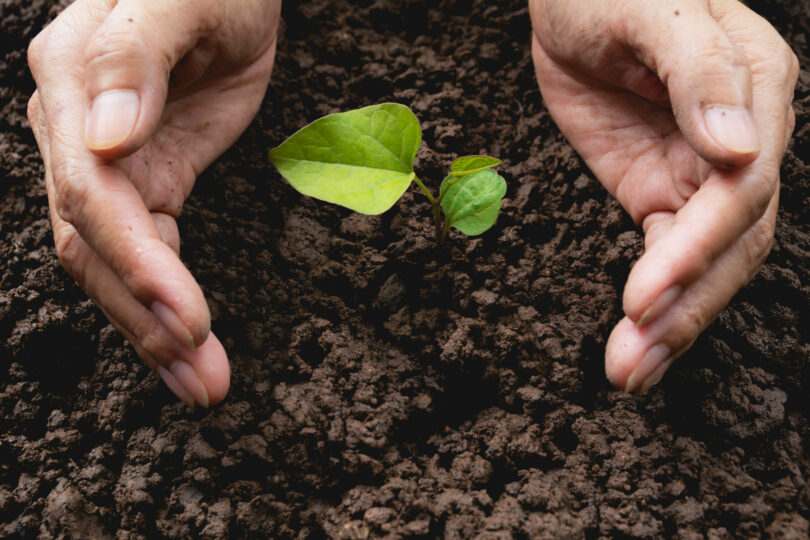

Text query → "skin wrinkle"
[639,190,778,364]
[24,0,286,405]
[572,121,652,173]
[127,144,190,216]
[531,0,796,391]
[594,131,666,202]
[623,136,694,217]
[52,163,91,225]
[169,44,219,96]
[167,40,251,100]
[54,227,86,284]
[618,164,677,223]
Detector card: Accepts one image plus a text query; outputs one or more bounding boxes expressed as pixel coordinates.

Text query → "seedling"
[269,103,506,245]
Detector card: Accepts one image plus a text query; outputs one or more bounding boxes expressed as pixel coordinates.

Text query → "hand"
[529,0,798,392]
[27,0,282,406]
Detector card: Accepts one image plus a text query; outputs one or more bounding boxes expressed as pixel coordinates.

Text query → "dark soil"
[2,0,810,538]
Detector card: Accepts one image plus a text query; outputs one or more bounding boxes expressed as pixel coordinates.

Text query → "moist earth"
[1,0,810,538]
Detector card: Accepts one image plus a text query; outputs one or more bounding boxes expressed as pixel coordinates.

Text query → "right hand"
[529,0,797,393]
[27,0,282,406]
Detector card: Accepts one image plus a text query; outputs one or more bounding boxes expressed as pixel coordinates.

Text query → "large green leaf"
[440,169,507,236]
[269,103,422,215]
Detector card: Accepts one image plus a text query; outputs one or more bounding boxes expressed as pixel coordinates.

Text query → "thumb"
[625,2,760,167]
[82,0,212,157]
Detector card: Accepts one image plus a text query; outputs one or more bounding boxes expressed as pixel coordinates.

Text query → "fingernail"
[704,106,760,154]
[625,343,671,393]
[636,285,682,327]
[169,361,209,408]
[156,365,195,407]
[85,89,140,150]
[640,358,674,393]
[152,302,195,351]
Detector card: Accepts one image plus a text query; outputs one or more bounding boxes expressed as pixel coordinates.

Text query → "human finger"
[32,88,224,406]
[152,211,180,255]
[81,0,280,159]
[608,0,762,167]
[28,1,211,351]
[81,0,216,157]
[605,190,779,392]
[35,141,228,405]
[114,315,231,408]
[47,206,229,407]
[622,6,799,327]
[529,0,761,168]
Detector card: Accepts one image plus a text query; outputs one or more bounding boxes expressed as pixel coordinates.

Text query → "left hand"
[27,0,282,406]
[529,0,798,392]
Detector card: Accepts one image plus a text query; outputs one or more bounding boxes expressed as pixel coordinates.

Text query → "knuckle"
[134,318,172,358]
[750,177,776,222]
[786,46,800,87]
[54,228,84,282]
[152,213,181,254]
[682,304,708,341]
[116,239,164,301]
[52,165,89,224]
[739,171,777,228]
[27,31,48,78]
[704,30,737,62]
[117,252,146,297]
[761,41,799,85]
[26,93,40,127]
[746,221,774,273]
[687,238,715,279]
[84,27,148,73]
[706,39,750,75]
[787,107,796,137]
[165,232,180,256]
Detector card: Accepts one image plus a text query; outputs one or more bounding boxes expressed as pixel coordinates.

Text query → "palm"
[536,50,778,270]
[125,58,276,220]
[555,81,778,292]
[536,62,713,231]
[27,0,282,405]
[529,10,793,391]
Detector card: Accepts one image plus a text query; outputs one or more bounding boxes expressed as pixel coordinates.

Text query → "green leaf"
[449,155,501,175]
[439,155,501,199]
[269,103,422,215]
[440,169,507,236]
[437,174,456,201]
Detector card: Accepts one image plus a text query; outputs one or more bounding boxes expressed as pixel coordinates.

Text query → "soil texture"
[1,0,810,538]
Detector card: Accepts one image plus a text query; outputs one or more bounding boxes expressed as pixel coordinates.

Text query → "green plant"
[269,103,506,245]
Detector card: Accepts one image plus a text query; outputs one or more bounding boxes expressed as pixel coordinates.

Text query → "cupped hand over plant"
[529,0,798,392]
[27,0,282,406]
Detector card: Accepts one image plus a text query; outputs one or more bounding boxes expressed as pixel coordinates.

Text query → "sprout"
[269,103,506,245]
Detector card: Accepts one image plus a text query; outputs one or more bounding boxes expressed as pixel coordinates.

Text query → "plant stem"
[412,176,435,204]
[440,219,451,245]
[432,199,442,245]
[413,175,444,245]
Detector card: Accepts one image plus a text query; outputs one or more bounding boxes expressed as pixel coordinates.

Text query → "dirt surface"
[2,0,809,538]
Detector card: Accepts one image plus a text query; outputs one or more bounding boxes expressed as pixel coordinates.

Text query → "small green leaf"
[440,169,507,236]
[269,103,421,215]
[449,155,501,175]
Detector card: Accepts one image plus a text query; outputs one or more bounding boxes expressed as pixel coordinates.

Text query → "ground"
[1,0,809,538]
